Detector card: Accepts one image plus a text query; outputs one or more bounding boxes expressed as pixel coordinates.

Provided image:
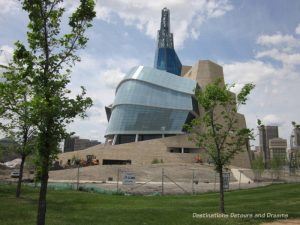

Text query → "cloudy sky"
[1,0,300,148]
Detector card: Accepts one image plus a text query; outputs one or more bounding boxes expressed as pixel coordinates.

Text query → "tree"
[271,156,286,180]
[251,155,265,182]
[185,80,255,213]
[12,1,96,225]
[0,44,35,198]
[291,121,300,129]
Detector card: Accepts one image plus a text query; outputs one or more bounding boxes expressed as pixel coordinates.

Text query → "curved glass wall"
[114,80,192,110]
[106,104,190,135]
[120,66,195,94]
[105,66,198,141]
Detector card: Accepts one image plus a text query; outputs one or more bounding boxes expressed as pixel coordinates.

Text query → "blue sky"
[1,0,300,148]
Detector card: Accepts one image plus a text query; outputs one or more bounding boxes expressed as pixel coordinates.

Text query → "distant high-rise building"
[269,138,287,161]
[63,136,101,152]
[154,7,182,75]
[289,126,300,170]
[259,126,279,168]
[290,127,300,149]
[250,146,262,160]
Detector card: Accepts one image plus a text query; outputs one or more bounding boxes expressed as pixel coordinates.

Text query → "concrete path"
[231,168,253,183]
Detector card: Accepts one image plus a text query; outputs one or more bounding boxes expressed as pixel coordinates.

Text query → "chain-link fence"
[1,163,300,195]
[46,164,300,195]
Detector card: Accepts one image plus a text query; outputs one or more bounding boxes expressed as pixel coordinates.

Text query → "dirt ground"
[46,163,272,195]
[0,163,289,194]
[49,163,236,182]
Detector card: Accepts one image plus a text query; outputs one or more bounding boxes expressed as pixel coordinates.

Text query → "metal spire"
[157,7,174,49]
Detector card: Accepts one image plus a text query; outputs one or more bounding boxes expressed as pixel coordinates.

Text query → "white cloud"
[46,0,232,48]
[95,5,112,22]
[295,23,300,35]
[223,60,276,84]
[256,33,298,47]
[256,48,300,66]
[0,45,13,76]
[229,83,244,94]
[256,26,300,66]
[0,0,19,15]
[0,45,13,65]
[224,23,300,147]
[262,114,284,126]
[104,57,139,71]
[190,28,200,40]
[93,0,233,48]
[206,0,233,17]
[101,69,125,89]
[65,53,140,141]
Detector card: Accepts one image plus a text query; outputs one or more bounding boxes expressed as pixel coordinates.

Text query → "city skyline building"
[64,136,101,152]
[290,126,300,150]
[259,125,279,168]
[269,138,287,161]
[289,125,300,169]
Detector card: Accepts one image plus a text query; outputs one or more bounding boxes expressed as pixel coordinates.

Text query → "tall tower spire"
[154,8,182,76]
[157,8,173,48]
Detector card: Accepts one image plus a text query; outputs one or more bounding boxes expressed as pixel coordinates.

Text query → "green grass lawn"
[0,183,299,225]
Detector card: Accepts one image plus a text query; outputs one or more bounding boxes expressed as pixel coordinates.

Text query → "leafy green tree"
[251,155,265,181]
[7,1,96,224]
[291,121,300,129]
[289,151,300,172]
[185,80,255,213]
[0,44,36,198]
[271,156,286,180]
[290,121,300,173]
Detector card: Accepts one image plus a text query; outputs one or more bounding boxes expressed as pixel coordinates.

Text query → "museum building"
[105,8,200,145]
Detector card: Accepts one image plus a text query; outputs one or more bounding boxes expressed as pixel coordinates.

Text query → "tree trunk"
[16,155,26,198]
[219,168,225,213]
[36,158,49,225]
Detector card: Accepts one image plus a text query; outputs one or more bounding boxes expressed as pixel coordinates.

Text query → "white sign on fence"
[122,172,136,185]
[223,172,230,190]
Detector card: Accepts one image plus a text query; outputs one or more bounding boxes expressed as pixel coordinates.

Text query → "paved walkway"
[231,168,253,183]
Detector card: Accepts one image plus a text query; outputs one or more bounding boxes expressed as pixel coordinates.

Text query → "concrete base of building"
[57,134,251,168]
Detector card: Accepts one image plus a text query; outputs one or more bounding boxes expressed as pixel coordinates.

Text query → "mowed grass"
[0,183,299,225]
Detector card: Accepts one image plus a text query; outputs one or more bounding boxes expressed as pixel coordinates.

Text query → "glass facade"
[154,48,182,76]
[120,66,195,94]
[106,105,190,135]
[105,8,196,144]
[153,7,182,76]
[105,66,198,140]
[114,80,192,110]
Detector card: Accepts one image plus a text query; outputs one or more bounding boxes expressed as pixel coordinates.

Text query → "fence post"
[76,164,80,190]
[192,169,195,194]
[214,172,216,191]
[162,168,164,196]
[239,170,241,190]
[117,168,120,193]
